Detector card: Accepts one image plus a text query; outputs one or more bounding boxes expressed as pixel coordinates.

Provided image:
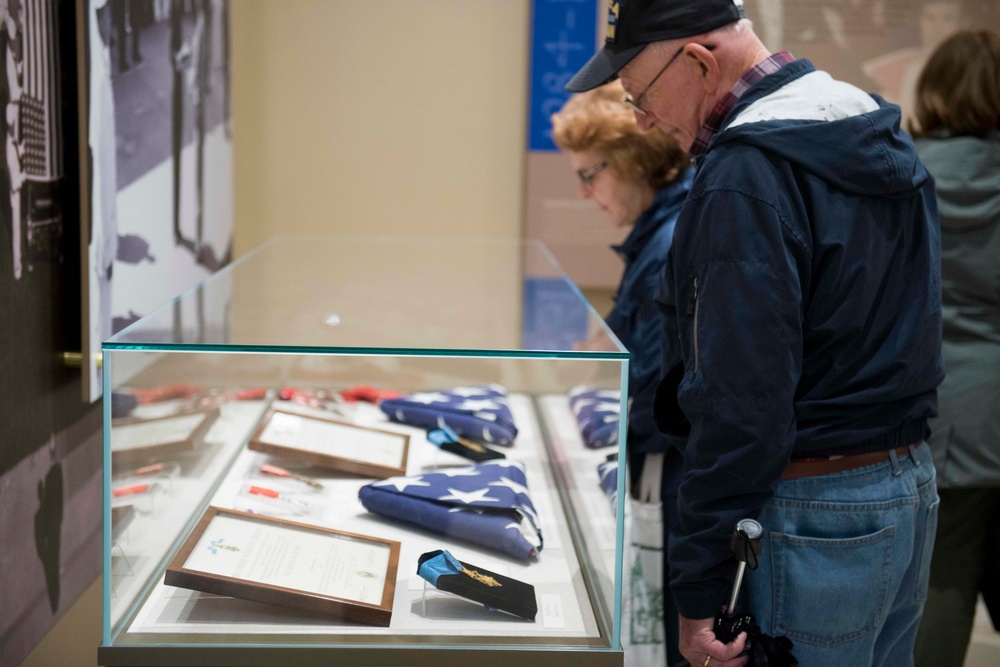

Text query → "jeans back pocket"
[772,525,895,647]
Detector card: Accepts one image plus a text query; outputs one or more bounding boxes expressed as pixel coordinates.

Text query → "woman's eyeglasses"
[576,161,607,186]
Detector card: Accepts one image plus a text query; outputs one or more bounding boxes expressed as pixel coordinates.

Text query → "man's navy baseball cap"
[566,0,745,93]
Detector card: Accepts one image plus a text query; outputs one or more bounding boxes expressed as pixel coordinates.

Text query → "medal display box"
[100,236,627,666]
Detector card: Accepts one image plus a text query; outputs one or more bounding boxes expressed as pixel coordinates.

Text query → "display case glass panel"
[102,236,627,666]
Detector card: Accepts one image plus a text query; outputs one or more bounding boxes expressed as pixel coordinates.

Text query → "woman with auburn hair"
[551,79,692,666]
[911,29,1000,667]
[552,80,690,229]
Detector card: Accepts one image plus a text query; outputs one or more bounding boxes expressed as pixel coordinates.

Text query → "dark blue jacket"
[658,60,944,618]
[606,169,693,457]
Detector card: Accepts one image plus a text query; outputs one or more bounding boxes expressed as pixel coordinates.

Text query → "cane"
[676,519,795,667]
[713,518,764,643]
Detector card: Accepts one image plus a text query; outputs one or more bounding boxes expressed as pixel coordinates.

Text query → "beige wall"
[231,0,531,257]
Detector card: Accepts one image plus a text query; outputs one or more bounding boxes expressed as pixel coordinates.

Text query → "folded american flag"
[380,384,518,446]
[568,386,621,449]
[597,458,619,512]
[358,460,542,560]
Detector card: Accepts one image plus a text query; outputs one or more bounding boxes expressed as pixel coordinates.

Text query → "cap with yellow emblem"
[565,0,745,93]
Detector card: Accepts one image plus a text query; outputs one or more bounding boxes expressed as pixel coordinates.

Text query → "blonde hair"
[910,30,1000,138]
[550,80,688,189]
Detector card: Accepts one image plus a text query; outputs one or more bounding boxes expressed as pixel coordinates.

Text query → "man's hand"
[679,614,747,667]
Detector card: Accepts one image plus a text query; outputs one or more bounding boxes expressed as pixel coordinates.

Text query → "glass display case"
[100,236,628,666]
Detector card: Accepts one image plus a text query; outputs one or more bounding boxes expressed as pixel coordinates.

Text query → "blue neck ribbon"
[427,426,461,448]
[417,550,463,587]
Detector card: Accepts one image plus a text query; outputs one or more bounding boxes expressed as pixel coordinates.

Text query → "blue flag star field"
[380,385,518,446]
[568,385,621,449]
[358,460,542,560]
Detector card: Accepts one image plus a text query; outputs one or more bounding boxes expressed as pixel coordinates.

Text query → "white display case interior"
[101,236,628,666]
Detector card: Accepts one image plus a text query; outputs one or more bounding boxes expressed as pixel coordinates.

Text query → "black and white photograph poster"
[85,0,233,400]
[0,2,98,664]
[3,0,66,282]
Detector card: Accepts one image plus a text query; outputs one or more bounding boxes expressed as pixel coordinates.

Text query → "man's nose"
[635,111,657,131]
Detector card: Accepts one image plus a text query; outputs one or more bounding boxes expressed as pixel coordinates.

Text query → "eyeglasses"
[576,161,607,187]
[623,44,714,116]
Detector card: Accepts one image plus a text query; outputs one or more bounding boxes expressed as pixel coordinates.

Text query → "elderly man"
[567,2,943,666]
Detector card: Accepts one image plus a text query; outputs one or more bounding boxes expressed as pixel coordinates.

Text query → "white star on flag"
[489,476,530,496]
[448,506,486,514]
[505,519,541,547]
[518,504,540,526]
[406,392,451,405]
[374,477,431,493]
[439,487,498,504]
[455,399,502,411]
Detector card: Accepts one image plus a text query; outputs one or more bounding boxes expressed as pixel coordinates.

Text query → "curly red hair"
[551,80,689,189]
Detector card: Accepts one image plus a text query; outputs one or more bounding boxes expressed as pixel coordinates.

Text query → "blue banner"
[527,0,599,152]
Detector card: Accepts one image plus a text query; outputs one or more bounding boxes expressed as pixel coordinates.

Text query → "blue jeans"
[746,443,939,667]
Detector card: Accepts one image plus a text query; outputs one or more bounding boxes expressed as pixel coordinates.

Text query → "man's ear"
[684,44,721,96]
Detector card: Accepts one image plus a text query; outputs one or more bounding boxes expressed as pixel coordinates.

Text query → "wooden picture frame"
[248,409,410,479]
[110,407,221,465]
[165,507,400,626]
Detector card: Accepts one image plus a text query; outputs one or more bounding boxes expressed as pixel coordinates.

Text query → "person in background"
[551,79,692,665]
[565,1,943,665]
[910,29,1000,667]
[114,0,152,73]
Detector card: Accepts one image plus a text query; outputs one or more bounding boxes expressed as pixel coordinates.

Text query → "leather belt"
[781,446,913,481]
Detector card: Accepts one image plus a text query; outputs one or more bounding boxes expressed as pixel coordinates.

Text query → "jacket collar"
[696,59,817,167]
[612,168,694,264]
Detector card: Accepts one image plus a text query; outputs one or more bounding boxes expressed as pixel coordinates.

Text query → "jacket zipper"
[687,277,701,373]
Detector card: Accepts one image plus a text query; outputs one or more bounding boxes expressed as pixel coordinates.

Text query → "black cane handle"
[730,518,763,564]
[725,518,764,620]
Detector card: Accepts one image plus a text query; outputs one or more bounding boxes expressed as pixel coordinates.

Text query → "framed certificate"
[248,409,409,479]
[165,507,400,626]
[110,408,220,465]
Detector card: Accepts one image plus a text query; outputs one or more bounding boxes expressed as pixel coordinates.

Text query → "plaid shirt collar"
[689,51,796,158]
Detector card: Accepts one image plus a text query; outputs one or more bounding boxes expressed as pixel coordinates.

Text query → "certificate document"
[113,413,207,451]
[184,513,390,605]
[111,409,220,464]
[167,508,400,625]
[249,410,409,478]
